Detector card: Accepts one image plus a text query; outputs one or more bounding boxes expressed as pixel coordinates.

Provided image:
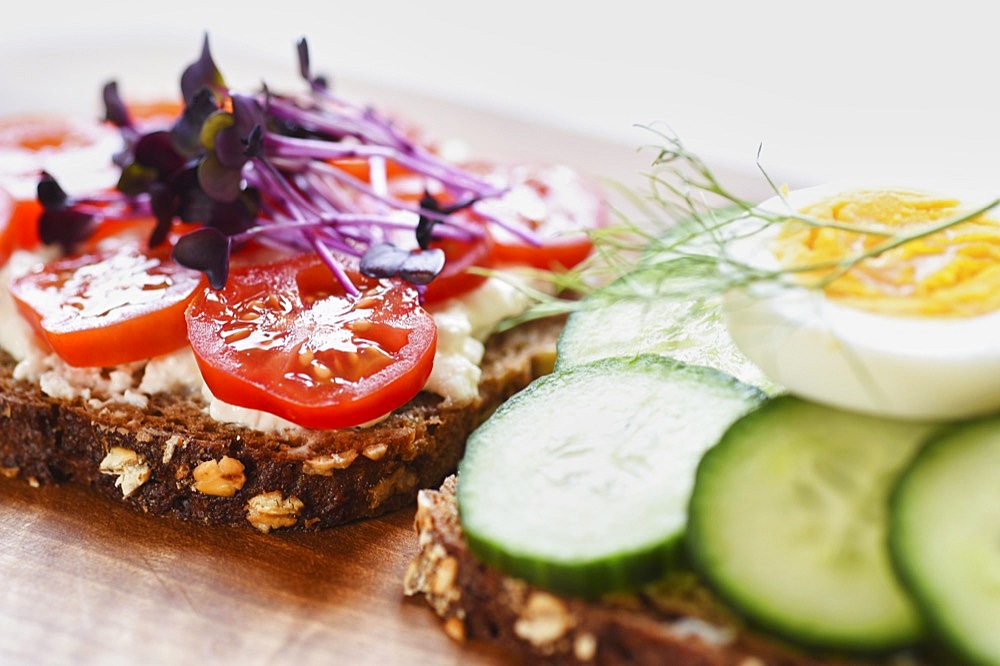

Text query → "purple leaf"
[180,34,227,105]
[360,242,444,285]
[172,226,231,289]
[102,81,132,129]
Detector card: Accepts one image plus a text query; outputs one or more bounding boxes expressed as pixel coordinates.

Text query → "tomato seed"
[298,346,315,365]
[222,326,252,343]
[311,361,333,381]
[348,320,373,334]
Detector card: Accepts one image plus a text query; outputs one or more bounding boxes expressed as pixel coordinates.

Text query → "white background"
[2,1,998,194]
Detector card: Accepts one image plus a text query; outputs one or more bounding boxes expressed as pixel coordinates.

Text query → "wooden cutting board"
[0,478,510,665]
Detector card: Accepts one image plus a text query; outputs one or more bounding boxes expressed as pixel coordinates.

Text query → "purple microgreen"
[38,208,98,253]
[415,211,437,250]
[360,242,445,285]
[203,193,260,236]
[336,216,479,243]
[233,94,266,133]
[171,88,218,156]
[133,131,188,178]
[102,81,132,129]
[296,38,310,81]
[199,110,234,151]
[176,178,259,235]
[36,171,70,209]
[197,152,244,203]
[116,162,159,197]
[359,241,406,278]
[148,183,178,247]
[180,34,227,105]
[210,97,265,168]
[36,173,97,251]
[415,191,479,249]
[306,229,360,297]
[303,159,479,230]
[34,34,546,296]
[400,248,446,284]
[296,37,328,90]
[172,226,231,289]
[244,124,264,158]
[208,122,247,171]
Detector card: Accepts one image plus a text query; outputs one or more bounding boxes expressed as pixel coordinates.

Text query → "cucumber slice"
[457,355,764,598]
[890,416,1000,666]
[556,260,780,393]
[687,396,935,652]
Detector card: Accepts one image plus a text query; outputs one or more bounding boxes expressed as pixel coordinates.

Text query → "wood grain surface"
[0,478,510,665]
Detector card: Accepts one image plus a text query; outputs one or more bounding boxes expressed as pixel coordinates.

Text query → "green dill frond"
[490,123,1000,336]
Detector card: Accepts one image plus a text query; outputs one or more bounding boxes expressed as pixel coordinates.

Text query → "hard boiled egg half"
[721,182,1000,420]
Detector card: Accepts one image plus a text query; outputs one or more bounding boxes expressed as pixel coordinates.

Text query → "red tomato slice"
[0,113,121,199]
[462,161,607,270]
[0,114,104,153]
[185,254,437,429]
[421,234,494,304]
[126,98,184,128]
[0,189,42,266]
[9,241,206,367]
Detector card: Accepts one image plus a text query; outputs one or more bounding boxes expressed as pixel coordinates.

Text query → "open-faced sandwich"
[406,137,1000,665]
[0,37,608,531]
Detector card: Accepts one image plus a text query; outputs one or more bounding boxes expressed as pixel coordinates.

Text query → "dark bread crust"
[0,317,562,531]
[404,477,930,666]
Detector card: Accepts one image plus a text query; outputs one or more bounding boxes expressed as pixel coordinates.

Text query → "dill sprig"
[500,122,1000,332]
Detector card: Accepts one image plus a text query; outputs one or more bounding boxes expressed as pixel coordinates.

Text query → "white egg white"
[721,182,1000,421]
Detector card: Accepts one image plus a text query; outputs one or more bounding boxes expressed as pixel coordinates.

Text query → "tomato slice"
[185,254,437,429]
[126,98,184,128]
[462,161,607,270]
[0,114,105,153]
[0,113,121,199]
[9,241,206,367]
[0,189,42,266]
[421,234,494,304]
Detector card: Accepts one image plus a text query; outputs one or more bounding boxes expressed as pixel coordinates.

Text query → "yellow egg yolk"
[771,188,1000,317]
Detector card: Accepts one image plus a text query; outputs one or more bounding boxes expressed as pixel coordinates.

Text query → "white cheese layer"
[423,273,535,404]
[0,248,537,432]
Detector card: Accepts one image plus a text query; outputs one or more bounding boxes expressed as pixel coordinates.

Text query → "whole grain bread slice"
[404,477,933,666]
[0,317,562,531]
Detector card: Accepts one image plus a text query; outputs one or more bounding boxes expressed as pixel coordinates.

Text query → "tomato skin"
[185,254,438,429]
[0,190,42,267]
[126,99,184,127]
[9,241,206,367]
[462,161,607,270]
[421,234,495,304]
[490,230,594,270]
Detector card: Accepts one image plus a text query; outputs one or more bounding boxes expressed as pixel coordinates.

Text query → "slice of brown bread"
[404,477,933,666]
[0,316,562,531]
